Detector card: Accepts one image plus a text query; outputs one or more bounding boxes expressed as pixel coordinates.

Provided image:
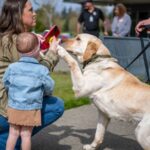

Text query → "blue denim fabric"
[0,96,64,150]
[2,57,55,110]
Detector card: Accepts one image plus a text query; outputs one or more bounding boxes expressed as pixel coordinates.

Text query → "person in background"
[0,0,64,149]
[103,17,112,35]
[77,0,108,37]
[3,32,55,150]
[111,3,132,37]
[135,18,150,36]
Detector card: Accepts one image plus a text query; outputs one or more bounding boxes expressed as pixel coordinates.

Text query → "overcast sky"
[31,0,81,13]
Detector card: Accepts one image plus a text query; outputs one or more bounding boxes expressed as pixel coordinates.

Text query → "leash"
[125,40,150,69]
[140,36,150,82]
[125,25,150,70]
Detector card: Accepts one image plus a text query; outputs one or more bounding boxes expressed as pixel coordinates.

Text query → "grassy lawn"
[51,71,90,110]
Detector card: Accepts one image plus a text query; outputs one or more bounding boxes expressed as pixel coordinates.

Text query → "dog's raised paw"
[57,45,67,58]
[83,144,96,150]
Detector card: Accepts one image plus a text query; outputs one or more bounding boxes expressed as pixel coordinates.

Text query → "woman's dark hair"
[0,0,27,45]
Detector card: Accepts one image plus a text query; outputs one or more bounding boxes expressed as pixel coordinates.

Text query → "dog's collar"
[83,54,113,68]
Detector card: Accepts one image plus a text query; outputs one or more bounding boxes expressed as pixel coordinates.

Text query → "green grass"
[51,71,90,110]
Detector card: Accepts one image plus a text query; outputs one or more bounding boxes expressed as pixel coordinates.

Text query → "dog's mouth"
[67,50,78,57]
[67,50,83,57]
[60,44,76,54]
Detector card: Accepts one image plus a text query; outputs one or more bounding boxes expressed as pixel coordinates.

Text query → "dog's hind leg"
[83,110,110,150]
[135,114,150,150]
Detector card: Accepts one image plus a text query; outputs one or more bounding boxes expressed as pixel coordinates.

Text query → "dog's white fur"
[57,34,150,150]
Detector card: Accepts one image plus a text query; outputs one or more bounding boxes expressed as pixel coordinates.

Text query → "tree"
[39,4,54,28]
[34,8,46,32]
[32,0,57,27]
[62,17,69,32]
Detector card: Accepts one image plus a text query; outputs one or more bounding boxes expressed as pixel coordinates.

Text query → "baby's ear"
[83,41,98,61]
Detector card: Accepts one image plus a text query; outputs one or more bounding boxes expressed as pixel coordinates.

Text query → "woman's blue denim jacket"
[2,57,55,110]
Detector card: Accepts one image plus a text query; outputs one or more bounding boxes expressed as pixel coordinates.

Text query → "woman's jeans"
[0,96,64,150]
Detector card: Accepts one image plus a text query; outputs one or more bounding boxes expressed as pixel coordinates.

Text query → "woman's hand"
[39,36,61,60]
[39,35,61,61]
[135,18,150,36]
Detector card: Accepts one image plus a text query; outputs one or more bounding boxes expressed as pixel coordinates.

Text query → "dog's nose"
[59,38,68,48]
[61,38,68,44]
[60,43,66,48]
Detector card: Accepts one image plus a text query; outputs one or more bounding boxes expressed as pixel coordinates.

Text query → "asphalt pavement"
[32,104,143,150]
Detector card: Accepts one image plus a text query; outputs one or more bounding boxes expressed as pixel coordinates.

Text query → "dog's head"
[61,33,111,63]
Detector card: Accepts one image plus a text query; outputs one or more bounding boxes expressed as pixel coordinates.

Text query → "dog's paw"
[83,144,96,150]
[57,45,68,58]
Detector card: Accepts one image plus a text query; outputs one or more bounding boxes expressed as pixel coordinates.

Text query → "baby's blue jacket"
[2,57,55,110]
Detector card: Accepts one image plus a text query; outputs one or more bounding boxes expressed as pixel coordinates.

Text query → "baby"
[3,32,55,150]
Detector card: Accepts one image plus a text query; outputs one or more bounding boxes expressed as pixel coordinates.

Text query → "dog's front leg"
[57,46,84,96]
[83,110,110,150]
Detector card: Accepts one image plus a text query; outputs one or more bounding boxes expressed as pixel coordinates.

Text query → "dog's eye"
[76,37,81,41]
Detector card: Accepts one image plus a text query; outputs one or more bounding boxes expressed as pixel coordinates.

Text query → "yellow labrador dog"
[57,33,150,150]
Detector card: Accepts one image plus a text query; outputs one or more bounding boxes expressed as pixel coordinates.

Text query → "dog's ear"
[83,41,98,61]
[97,42,111,56]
